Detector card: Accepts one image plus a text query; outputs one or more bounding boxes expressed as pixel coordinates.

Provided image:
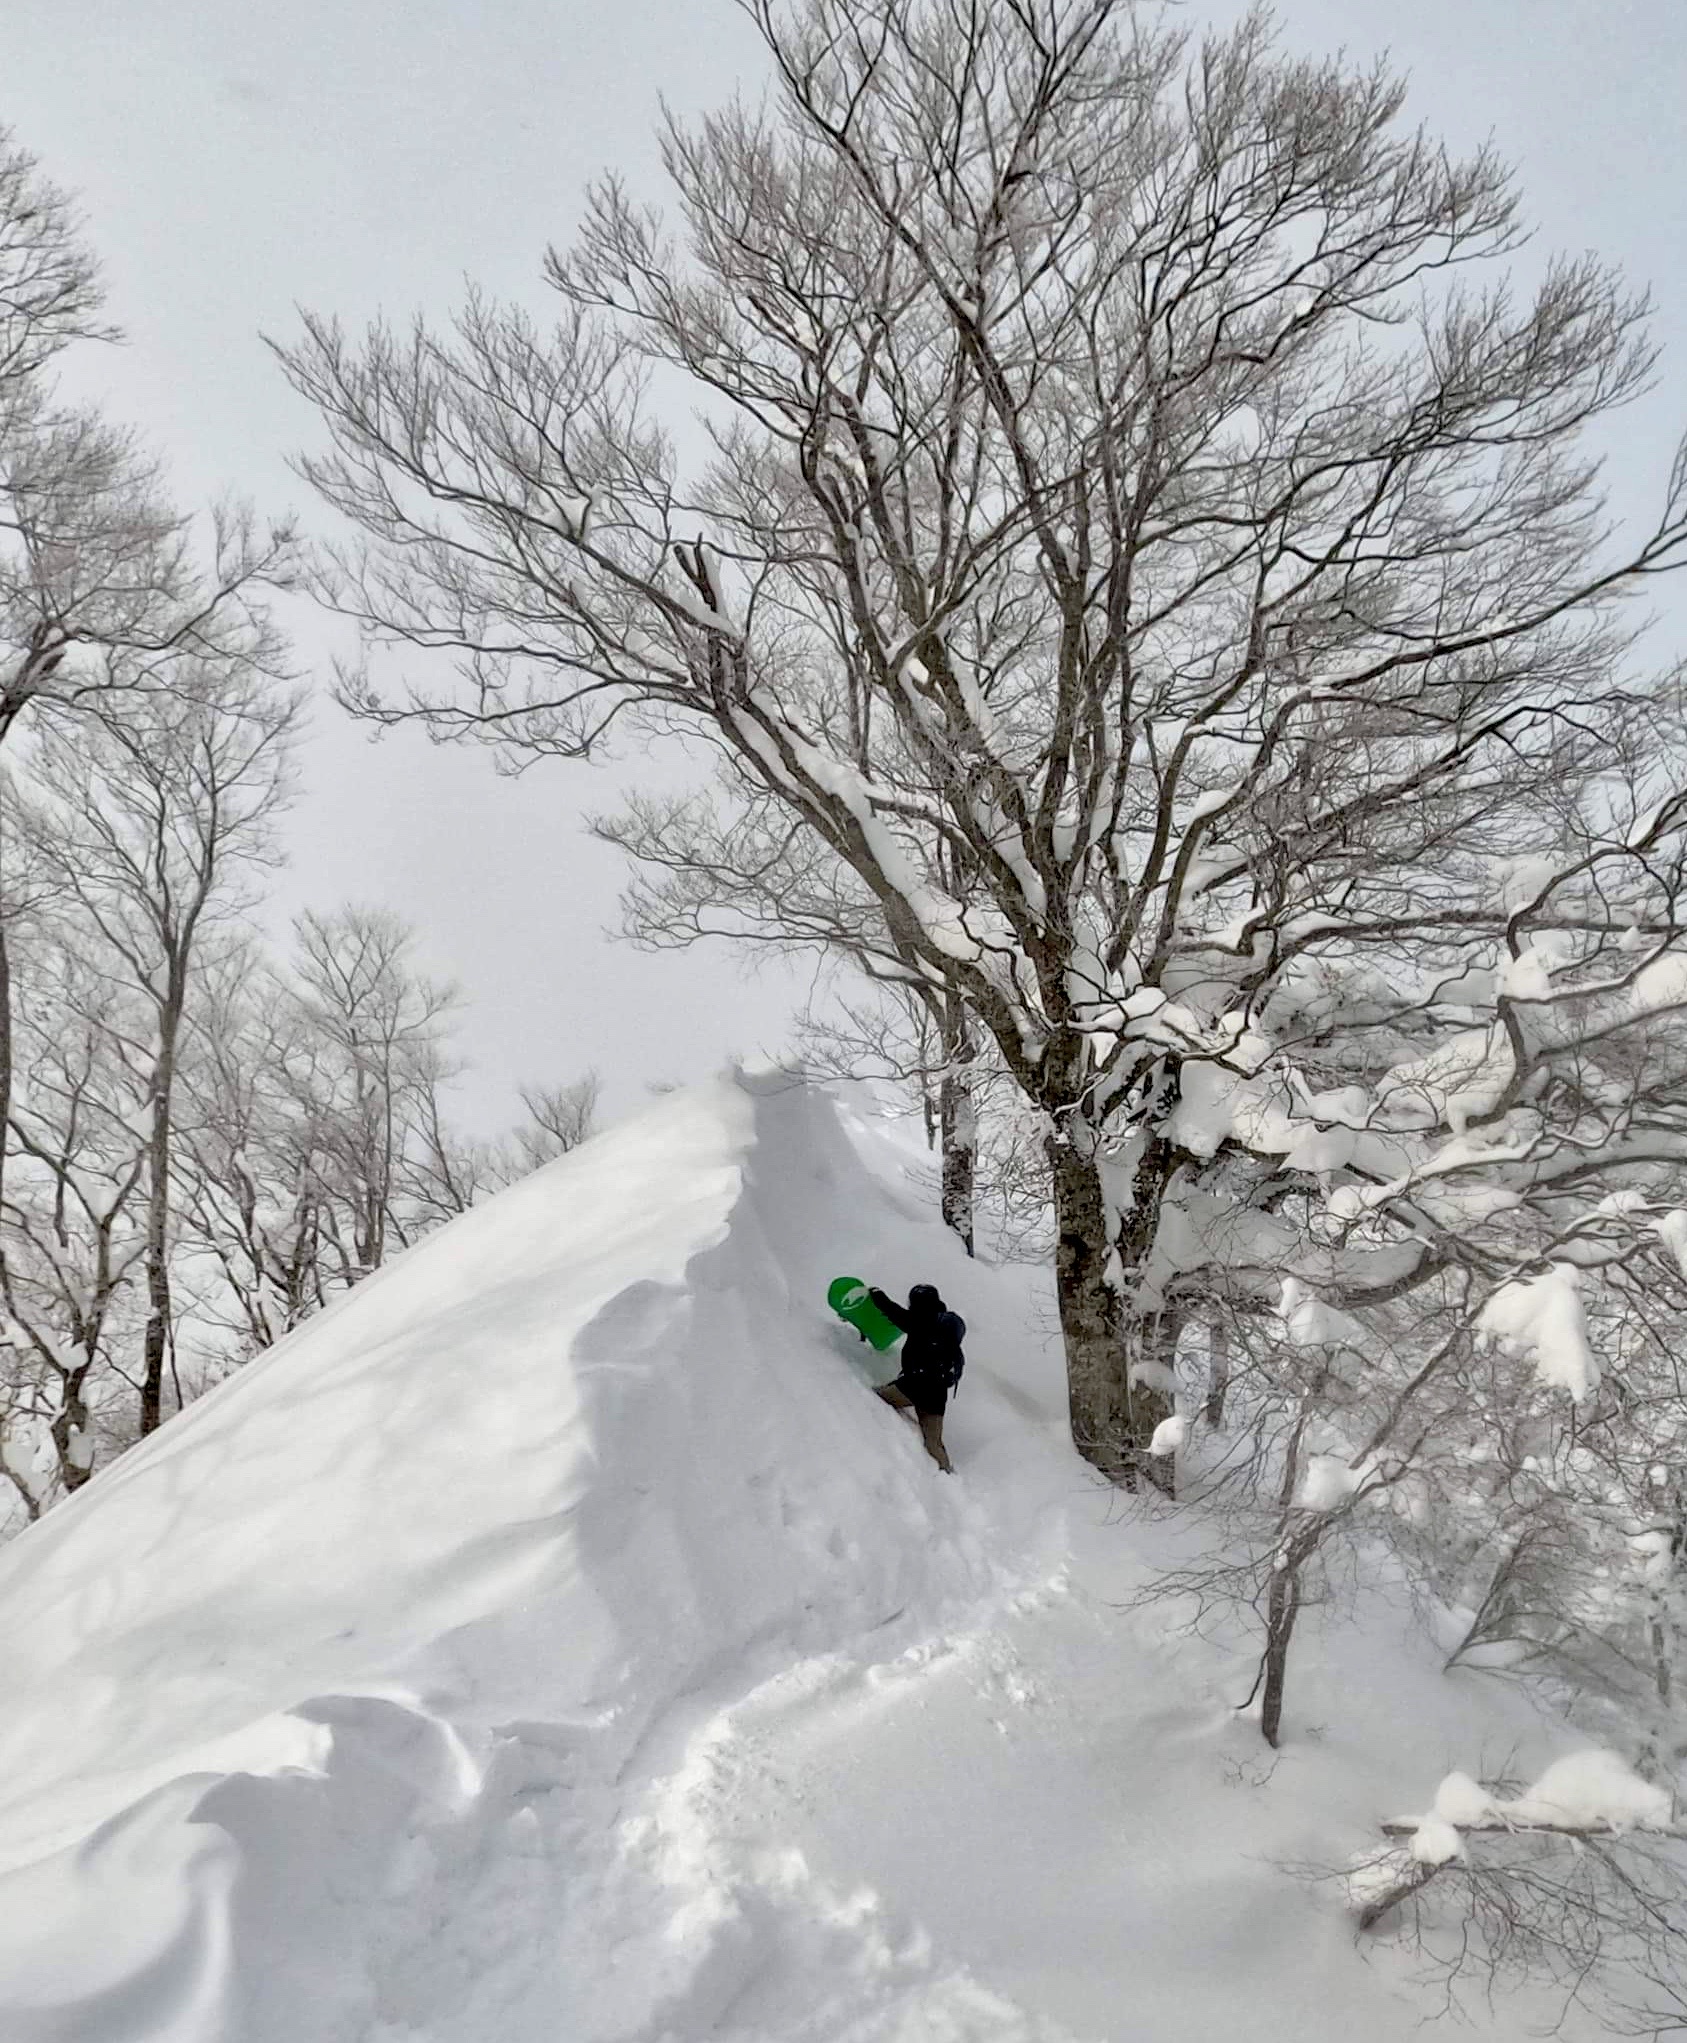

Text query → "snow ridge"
[0,1072,1059,2043]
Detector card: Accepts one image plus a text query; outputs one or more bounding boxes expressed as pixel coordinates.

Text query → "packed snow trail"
[0,1071,1614,2040]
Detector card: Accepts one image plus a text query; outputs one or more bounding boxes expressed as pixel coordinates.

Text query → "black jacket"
[869,1284,966,1392]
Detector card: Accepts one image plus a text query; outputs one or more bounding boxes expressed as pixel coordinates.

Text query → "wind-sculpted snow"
[0,1072,1045,2041]
[0,1073,1632,2042]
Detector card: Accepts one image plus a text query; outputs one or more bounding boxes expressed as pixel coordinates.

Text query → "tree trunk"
[1259,1551,1302,1749]
[0,647,65,1212]
[1116,1126,1178,1493]
[0,915,11,1212]
[51,1362,94,1494]
[1132,1305,1184,1494]
[139,1008,180,1437]
[0,785,12,1212]
[1354,1856,1447,1932]
[1203,1318,1231,1428]
[1258,1402,1321,1747]
[1649,1509,1681,1717]
[1046,1130,1172,1486]
[938,993,975,1256]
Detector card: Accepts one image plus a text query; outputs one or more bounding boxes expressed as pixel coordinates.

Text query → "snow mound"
[1474,1264,1599,1402]
[0,1071,1046,2043]
[1390,1751,1675,1861]
[1407,1817,1465,1866]
[1432,1770,1499,1826]
[1506,1750,1675,1833]
[1297,1453,1366,1514]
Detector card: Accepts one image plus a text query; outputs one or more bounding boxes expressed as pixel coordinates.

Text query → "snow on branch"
[1353,1752,1682,1932]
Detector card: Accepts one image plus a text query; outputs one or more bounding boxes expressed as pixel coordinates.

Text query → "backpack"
[938,1312,967,1392]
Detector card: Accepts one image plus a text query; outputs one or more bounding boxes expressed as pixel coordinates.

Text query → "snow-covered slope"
[0,1072,1602,2041]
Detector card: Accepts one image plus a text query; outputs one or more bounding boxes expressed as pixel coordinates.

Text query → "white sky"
[3,0,1684,1129]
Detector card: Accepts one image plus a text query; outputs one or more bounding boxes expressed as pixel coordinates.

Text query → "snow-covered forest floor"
[0,1071,1652,2042]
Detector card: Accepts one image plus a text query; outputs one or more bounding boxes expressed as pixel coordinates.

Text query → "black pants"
[875,1381,953,1471]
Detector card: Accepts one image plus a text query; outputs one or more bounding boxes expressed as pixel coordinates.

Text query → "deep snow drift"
[0,1071,1628,2041]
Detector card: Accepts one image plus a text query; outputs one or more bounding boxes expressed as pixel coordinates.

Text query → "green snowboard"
[828,1276,903,1353]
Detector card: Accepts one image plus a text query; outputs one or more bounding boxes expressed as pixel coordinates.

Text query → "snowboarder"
[867,1283,965,1474]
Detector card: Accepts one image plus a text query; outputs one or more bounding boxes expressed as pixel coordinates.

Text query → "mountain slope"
[0,1071,1604,2041]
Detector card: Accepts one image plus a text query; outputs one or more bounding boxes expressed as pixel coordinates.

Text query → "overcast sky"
[4,0,1684,1129]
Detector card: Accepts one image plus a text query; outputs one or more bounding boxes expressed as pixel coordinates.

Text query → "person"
[867,1282,965,1473]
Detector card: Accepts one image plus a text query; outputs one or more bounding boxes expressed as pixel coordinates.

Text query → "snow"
[1630,948,1687,1018]
[662,554,738,634]
[755,727,987,967]
[1499,945,1553,1000]
[1474,1264,1599,1402]
[0,1074,1056,2040]
[1182,784,1236,827]
[1631,1528,1675,1583]
[1148,1413,1186,1458]
[1379,1024,1513,1134]
[1407,1817,1465,1865]
[1655,1208,1687,1277]
[1345,1845,1418,1913]
[1284,1121,1357,1172]
[1505,1750,1675,1833]
[0,1072,1635,2042]
[1162,1048,1298,1162]
[1498,855,1560,911]
[1278,1276,1366,1352]
[1626,797,1671,848]
[1395,1752,1675,1844]
[1432,1770,1500,1826]
[1298,1084,1372,1127]
[1280,910,1349,942]
[1420,1181,1523,1224]
[1297,1454,1364,1513]
[1218,1011,1275,1074]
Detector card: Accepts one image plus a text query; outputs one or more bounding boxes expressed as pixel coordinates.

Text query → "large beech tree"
[279,0,1687,1480]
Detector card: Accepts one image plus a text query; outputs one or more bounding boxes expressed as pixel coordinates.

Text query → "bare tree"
[602,774,980,1249]
[794,978,972,1237]
[0,126,110,387]
[23,663,301,1432]
[0,127,297,1226]
[278,0,1687,1485]
[1140,1176,1687,1752]
[0,930,147,1511]
[494,1075,601,1176]
[174,914,599,1363]
[0,122,291,739]
[1346,1754,1687,2036]
[175,948,344,1354]
[413,1072,603,1213]
[286,905,466,1280]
